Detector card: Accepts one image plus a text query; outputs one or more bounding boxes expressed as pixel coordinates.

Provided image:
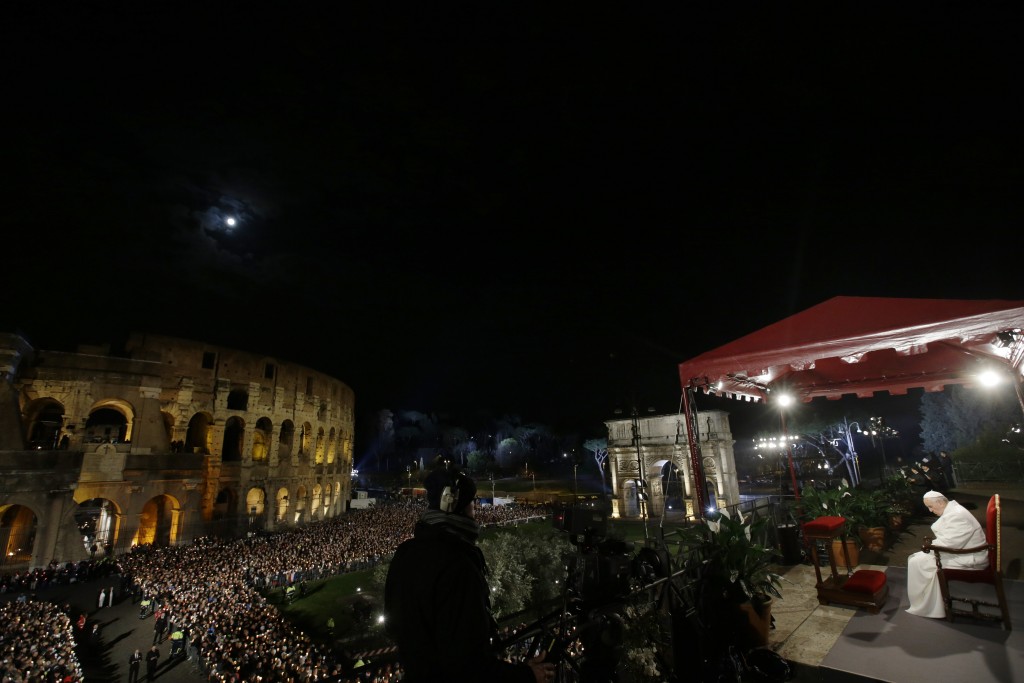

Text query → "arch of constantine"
[605,409,740,519]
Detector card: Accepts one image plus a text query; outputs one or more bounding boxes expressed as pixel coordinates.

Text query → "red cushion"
[803,516,846,536]
[843,569,886,594]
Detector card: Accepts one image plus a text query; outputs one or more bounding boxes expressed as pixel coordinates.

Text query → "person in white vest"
[905,490,988,618]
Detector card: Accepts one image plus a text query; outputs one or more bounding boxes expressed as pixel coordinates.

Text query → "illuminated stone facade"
[605,410,739,519]
[0,332,354,571]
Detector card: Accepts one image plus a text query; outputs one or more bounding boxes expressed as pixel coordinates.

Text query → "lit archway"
[311,484,322,519]
[252,418,272,463]
[246,488,266,531]
[134,494,179,547]
[327,428,337,464]
[658,460,686,513]
[294,485,307,523]
[276,488,290,522]
[75,498,120,555]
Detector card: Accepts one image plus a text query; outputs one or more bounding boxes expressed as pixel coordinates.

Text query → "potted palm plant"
[678,508,784,650]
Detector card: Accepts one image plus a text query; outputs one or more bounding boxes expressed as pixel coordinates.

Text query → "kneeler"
[802,515,888,613]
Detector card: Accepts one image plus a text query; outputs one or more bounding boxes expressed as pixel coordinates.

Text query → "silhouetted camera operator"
[384,462,555,683]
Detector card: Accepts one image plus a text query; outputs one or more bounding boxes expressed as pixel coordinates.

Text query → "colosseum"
[0,331,354,573]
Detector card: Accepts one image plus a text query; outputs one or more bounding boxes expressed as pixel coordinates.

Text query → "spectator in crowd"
[145,645,160,681]
[128,648,142,683]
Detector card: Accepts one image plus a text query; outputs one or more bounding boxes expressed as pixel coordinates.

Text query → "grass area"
[270,514,673,654]
[269,521,562,649]
[268,570,383,648]
[494,476,606,495]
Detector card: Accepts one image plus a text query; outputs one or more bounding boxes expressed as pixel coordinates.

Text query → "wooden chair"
[923,494,1011,630]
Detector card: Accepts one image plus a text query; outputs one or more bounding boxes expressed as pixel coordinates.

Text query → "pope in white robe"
[905,490,988,618]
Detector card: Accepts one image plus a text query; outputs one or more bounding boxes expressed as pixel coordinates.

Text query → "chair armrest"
[922,539,992,556]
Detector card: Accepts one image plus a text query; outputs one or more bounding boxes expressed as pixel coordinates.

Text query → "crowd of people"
[0,558,120,598]
[0,599,85,683]
[1,498,552,683]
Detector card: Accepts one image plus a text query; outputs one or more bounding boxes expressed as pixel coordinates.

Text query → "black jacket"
[384,511,533,683]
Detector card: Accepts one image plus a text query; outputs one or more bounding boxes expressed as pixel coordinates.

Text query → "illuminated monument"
[0,332,354,571]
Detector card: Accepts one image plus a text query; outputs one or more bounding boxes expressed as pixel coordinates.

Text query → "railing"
[637,495,798,563]
[681,495,804,564]
[955,460,1024,483]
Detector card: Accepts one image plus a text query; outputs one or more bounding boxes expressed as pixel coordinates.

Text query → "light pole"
[778,393,801,502]
[564,451,578,497]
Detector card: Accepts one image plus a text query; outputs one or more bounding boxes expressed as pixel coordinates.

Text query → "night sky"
[5,5,1024,439]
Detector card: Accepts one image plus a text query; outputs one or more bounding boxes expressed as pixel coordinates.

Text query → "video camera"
[552,502,638,604]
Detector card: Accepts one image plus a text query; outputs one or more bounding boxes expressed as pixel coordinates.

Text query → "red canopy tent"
[676,296,1024,516]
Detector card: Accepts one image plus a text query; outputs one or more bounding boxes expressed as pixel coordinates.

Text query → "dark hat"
[424,467,477,515]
